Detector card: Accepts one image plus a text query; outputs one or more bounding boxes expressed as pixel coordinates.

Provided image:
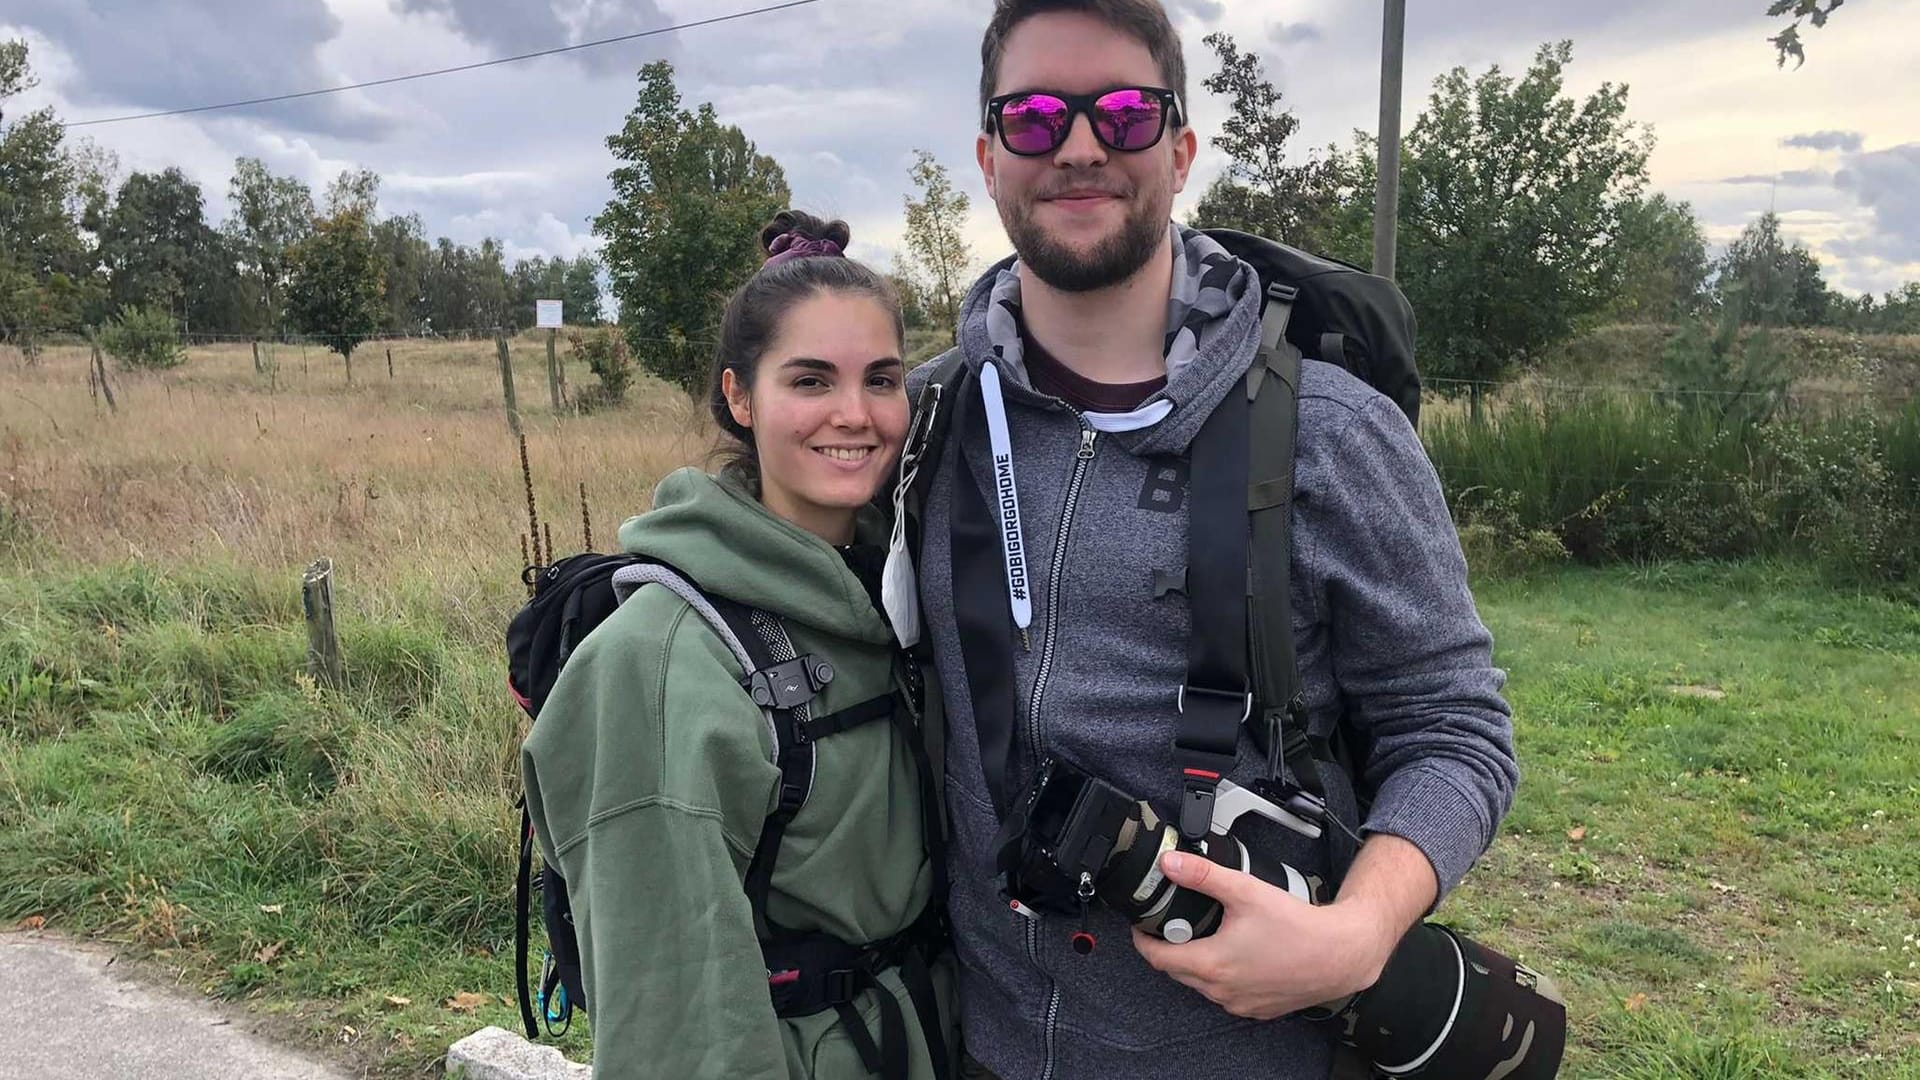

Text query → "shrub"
[95,306,185,371]
[567,325,636,410]
[1450,487,1570,577]
[1424,397,1920,588]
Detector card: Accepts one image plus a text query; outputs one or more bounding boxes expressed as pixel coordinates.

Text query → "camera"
[994,756,1567,1079]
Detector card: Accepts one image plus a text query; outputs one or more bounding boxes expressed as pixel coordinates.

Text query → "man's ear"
[1170,125,1199,196]
[977,130,998,201]
[721,368,753,430]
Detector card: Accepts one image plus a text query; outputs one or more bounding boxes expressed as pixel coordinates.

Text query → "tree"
[1852,282,1920,334]
[1659,290,1789,432]
[1769,0,1843,67]
[506,254,603,329]
[900,150,973,337]
[561,255,604,325]
[888,272,930,331]
[1188,32,1358,257]
[1713,211,1832,326]
[96,167,236,333]
[324,168,379,218]
[420,237,510,334]
[288,208,384,378]
[1394,42,1652,416]
[225,157,314,335]
[0,39,91,357]
[594,61,790,392]
[1605,194,1710,323]
[372,212,431,334]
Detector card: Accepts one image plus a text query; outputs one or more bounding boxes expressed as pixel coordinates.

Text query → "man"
[900,2,1518,1078]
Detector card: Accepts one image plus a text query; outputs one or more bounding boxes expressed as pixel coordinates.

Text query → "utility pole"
[1373,0,1407,281]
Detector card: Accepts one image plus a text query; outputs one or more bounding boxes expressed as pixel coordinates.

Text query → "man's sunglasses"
[985,87,1185,157]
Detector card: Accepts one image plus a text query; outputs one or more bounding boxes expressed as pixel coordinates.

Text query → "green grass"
[2,559,1916,1077]
[1450,561,1920,1078]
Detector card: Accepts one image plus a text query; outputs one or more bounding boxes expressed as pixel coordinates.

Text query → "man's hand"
[1131,835,1438,1021]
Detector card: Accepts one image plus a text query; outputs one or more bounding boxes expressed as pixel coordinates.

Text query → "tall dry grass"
[1,334,712,642]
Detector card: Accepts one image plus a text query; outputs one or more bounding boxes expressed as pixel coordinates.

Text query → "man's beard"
[1002,178,1170,293]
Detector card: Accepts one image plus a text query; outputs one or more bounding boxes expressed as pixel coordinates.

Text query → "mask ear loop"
[881,382,941,648]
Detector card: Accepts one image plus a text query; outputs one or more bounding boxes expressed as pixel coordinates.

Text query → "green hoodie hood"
[617,467,892,647]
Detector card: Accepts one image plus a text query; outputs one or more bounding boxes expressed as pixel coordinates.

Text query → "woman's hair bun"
[760,209,852,257]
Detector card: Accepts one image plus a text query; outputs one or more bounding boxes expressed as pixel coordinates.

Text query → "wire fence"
[1421,375,1901,402]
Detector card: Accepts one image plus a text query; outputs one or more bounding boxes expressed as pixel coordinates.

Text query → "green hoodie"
[521,467,953,1080]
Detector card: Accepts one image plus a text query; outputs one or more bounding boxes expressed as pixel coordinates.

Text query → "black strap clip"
[1174,684,1249,842]
[746,654,836,714]
[823,968,860,1005]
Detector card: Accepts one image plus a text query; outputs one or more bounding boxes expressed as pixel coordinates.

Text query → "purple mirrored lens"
[1000,94,1070,154]
[1093,89,1165,150]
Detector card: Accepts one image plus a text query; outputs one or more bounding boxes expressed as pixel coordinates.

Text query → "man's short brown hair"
[978,0,1188,128]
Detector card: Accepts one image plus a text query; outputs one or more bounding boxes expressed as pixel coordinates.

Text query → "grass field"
[1,338,1916,1077]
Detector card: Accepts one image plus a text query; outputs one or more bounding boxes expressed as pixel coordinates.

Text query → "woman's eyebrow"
[779,357,836,372]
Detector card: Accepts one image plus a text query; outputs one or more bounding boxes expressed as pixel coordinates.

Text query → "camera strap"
[1174,343,1254,843]
[949,369,1023,816]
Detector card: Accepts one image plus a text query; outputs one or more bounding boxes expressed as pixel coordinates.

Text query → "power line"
[60,0,820,130]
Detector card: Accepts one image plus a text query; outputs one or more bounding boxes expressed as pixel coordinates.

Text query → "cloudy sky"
[6,0,1918,296]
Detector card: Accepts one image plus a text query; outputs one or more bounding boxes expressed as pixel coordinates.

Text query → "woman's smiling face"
[722,290,908,544]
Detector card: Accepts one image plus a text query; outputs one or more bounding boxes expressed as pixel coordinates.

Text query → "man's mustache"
[1032,174,1135,200]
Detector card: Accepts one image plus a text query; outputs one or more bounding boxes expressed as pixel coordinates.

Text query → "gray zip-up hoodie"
[904,226,1517,1080]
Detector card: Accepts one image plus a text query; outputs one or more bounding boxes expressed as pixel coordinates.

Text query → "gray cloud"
[1167,0,1226,24]
[1720,168,1834,185]
[1269,22,1325,46]
[1833,143,1920,263]
[1783,129,1864,152]
[9,0,393,139]
[395,0,675,77]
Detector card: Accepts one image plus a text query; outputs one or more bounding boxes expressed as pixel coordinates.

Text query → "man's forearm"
[1329,833,1439,985]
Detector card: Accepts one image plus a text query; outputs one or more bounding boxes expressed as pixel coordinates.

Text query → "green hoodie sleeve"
[522,588,788,1080]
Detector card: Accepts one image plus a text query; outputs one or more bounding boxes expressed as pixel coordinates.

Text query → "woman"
[522,211,953,1080]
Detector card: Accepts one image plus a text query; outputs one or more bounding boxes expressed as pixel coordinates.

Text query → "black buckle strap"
[795,693,894,744]
[763,920,946,1080]
[1174,684,1249,841]
[745,653,835,711]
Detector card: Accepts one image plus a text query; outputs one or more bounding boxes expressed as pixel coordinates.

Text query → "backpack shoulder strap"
[901,352,970,554]
[1248,290,1363,876]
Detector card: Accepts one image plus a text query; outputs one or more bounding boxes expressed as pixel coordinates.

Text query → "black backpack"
[506,553,952,1080]
[899,230,1419,877]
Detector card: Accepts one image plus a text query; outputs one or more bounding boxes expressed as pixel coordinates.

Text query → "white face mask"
[881,383,940,648]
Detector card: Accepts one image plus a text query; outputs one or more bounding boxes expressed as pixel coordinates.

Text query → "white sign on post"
[536,299,564,329]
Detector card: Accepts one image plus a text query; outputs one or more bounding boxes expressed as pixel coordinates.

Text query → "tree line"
[2,39,601,367]
[8,30,1911,395]
[1189,34,1920,413]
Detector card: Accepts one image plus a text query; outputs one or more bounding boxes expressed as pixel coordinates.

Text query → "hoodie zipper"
[1025,416,1096,1080]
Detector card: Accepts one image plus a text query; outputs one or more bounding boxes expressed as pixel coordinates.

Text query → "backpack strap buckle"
[745,654,835,713]
[1174,684,1249,842]
[823,968,861,1005]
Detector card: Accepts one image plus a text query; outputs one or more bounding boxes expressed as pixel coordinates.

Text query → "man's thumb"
[1161,849,1254,904]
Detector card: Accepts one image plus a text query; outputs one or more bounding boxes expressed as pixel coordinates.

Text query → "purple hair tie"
[765,232,844,267]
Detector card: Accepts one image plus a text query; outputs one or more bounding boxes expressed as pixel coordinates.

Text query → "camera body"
[995,756,1566,1080]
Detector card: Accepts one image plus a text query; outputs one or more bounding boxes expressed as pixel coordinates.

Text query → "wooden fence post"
[302,558,345,690]
[252,340,263,375]
[496,328,523,437]
[344,346,353,386]
[92,342,118,413]
[546,328,563,412]
[387,347,394,379]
